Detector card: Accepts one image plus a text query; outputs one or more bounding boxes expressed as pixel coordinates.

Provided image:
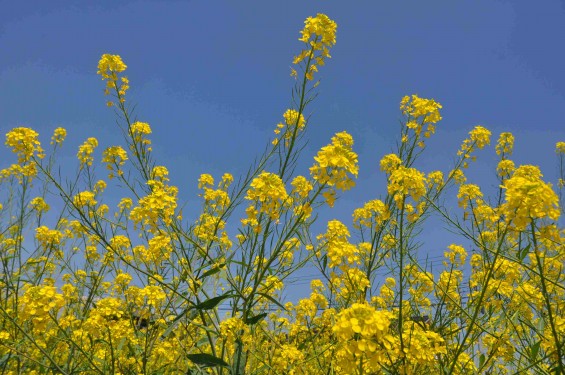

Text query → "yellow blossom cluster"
[126,285,167,307]
[198,173,232,213]
[380,153,403,174]
[290,175,313,199]
[292,14,337,80]
[219,316,251,356]
[331,267,370,300]
[19,284,65,331]
[97,53,128,106]
[458,125,492,168]
[77,137,98,167]
[193,213,231,248]
[496,132,514,156]
[5,127,45,163]
[497,159,515,178]
[102,145,128,178]
[318,220,358,268]
[50,127,67,146]
[332,303,396,371]
[501,165,560,230]
[35,226,63,248]
[400,95,442,141]
[310,132,358,206]
[244,171,288,222]
[457,183,483,210]
[130,179,178,230]
[73,190,97,208]
[273,109,306,146]
[352,199,390,229]
[400,95,443,123]
[29,196,50,214]
[129,121,153,154]
[387,165,427,208]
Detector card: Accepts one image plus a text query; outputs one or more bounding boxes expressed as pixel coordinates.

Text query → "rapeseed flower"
[501,165,560,230]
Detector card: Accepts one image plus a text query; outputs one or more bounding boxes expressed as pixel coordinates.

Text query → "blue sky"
[1,1,564,300]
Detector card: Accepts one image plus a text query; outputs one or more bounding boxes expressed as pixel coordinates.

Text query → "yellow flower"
[97,54,129,105]
[293,14,337,79]
[19,284,65,330]
[29,197,50,214]
[129,122,152,151]
[198,173,214,189]
[556,141,565,154]
[400,94,442,124]
[114,272,133,290]
[221,173,234,188]
[427,170,444,186]
[290,175,313,198]
[318,220,358,267]
[496,132,514,156]
[310,131,358,192]
[387,166,426,207]
[140,285,166,307]
[352,199,390,228]
[449,168,467,185]
[129,179,178,230]
[501,165,560,230]
[496,159,515,178]
[102,146,128,178]
[5,127,45,163]
[50,127,67,145]
[379,153,402,174]
[151,166,169,181]
[469,125,491,149]
[457,126,491,170]
[73,191,97,208]
[245,172,288,220]
[77,137,98,167]
[117,197,133,213]
[274,109,306,144]
[97,54,127,80]
[457,184,483,210]
[444,244,467,267]
[35,226,63,248]
[299,14,337,46]
[333,302,393,341]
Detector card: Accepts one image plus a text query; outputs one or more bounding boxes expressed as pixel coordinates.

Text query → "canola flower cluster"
[292,13,337,81]
[0,13,564,375]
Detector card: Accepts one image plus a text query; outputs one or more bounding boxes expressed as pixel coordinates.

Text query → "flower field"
[1,14,564,374]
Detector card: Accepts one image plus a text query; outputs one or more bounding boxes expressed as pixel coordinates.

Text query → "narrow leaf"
[256,292,287,311]
[244,312,267,325]
[198,264,224,280]
[194,293,231,311]
[518,244,531,262]
[530,340,541,359]
[187,353,229,368]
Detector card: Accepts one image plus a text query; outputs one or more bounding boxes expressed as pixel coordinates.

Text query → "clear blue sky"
[1,1,564,300]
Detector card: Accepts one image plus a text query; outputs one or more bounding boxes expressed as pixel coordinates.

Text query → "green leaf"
[256,292,287,311]
[479,353,485,368]
[187,353,229,368]
[518,243,531,262]
[194,293,231,311]
[530,340,541,359]
[244,312,267,325]
[198,264,224,280]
